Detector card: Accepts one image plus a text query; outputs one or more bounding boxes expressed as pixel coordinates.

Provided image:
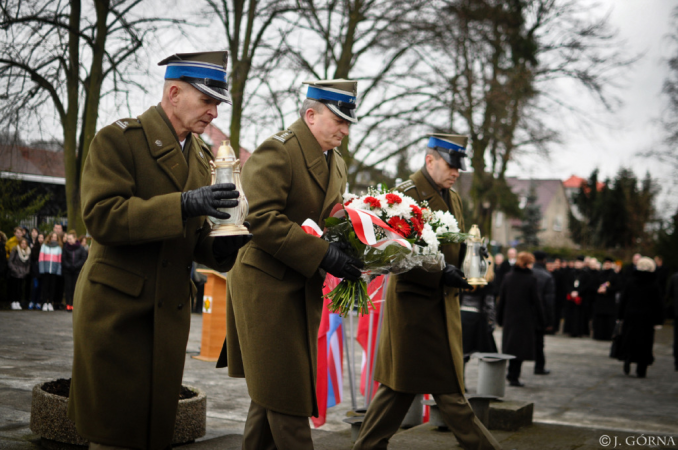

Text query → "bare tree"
[204,0,294,153]
[407,0,634,235]
[275,0,428,183]
[0,0,179,233]
[650,7,678,176]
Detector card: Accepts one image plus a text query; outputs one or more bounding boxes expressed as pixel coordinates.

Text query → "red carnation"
[410,204,422,219]
[345,198,354,206]
[388,216,411,238]
[363,196,382,209]
[410,217,424,236]
[385,193,402,205]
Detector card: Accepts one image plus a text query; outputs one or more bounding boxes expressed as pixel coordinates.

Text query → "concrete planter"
[30,382,206,448]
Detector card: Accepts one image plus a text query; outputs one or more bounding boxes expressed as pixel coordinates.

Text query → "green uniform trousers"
[353,385,502,450]
[242,400,314,450]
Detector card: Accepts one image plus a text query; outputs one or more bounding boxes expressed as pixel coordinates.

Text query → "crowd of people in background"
[1,223,675,382]
[462,248,674,386]
[0,224,89,311]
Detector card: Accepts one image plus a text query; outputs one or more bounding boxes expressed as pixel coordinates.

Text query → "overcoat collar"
[411,168,449,213]
[137,105,189,191]
[290,119,330,193]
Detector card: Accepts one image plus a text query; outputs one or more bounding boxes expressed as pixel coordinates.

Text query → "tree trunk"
[64,0,81,234]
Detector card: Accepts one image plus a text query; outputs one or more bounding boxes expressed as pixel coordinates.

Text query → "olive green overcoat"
[68,105,236,450]
[216,118,347,417]
[373,169,467,394]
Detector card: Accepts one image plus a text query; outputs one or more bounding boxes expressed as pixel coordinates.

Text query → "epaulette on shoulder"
[112,118,141,131]
[396,180,416,192]
[270,129,295,144]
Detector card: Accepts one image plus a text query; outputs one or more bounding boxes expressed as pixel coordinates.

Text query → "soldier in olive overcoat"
[217,80,363,450]
[68,52,251,450]
[354,135,502,450]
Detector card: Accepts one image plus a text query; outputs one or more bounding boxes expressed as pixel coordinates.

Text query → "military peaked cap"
[303,79,358,123]
[158,51,231,104]
[427,134,469,171]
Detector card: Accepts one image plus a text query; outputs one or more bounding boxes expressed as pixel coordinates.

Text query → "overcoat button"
[178,304,183,310]
[187,265,191,271]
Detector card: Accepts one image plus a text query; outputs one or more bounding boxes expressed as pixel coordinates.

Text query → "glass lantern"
[209,140,249,236]
[462,224,488,285]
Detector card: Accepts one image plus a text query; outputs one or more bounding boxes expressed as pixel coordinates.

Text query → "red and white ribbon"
[302,203,411,251]
[334,206,411,251]
[301,219,323,237]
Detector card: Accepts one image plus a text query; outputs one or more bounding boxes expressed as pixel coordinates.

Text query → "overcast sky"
[85,0,678,214]
[508,0,676,210]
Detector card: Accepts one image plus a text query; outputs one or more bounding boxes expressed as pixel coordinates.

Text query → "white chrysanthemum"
[433,210,460,235]
[380,193,419,219]
[421,207,433,222]
[343,192,358,204]
[420,223,439,254]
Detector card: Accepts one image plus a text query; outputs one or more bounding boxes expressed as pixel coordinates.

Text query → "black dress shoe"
[508,379,525,387]
[534,369,551,375]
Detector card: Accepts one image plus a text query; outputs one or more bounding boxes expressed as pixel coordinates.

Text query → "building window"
[553,215,563,232]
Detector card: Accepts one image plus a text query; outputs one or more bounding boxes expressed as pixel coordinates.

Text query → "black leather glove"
[479,245,489,260]
[320,242,364,282]
[443,264,471,289]
[181,183,239,220]
[212,234,253,261]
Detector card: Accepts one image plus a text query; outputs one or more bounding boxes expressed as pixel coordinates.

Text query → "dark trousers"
[63,270,80,306]
[30,276,41,305]
[41,274,59,305]
[353,385,501,450]
[9,277,30,304]
[534,331,546,372]
[242,400,313,450]
[507,359,523,381]
[673,321,677,369]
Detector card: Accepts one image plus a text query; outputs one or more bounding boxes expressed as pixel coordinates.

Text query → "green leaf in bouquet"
[324,216,344,228]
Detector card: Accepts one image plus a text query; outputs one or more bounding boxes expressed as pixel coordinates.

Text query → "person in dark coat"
[654,256,669,301]
[495,247,516,291]
[498,252,546,387]
[461,255,498,376]
[551,258,568,333]
[563,256,595,337]
[618,257,664,378]
[592,257,620,340]
[28,233,43,310]
[668,271,678,371]
[62,230,88,311]
[532,251,555,374]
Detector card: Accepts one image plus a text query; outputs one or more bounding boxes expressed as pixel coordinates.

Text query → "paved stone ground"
[1,309,676,449]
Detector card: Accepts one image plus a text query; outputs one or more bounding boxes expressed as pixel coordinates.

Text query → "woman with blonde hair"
[617,256,664,378]
[497,252,546,387]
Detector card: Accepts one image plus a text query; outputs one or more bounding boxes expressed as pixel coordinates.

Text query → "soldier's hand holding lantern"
[181,184,239,220]
[443,264,471,289]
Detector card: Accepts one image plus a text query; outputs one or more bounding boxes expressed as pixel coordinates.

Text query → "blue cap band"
[428,137,466,153]
[306,86,356,104]
[165,62,227,83]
